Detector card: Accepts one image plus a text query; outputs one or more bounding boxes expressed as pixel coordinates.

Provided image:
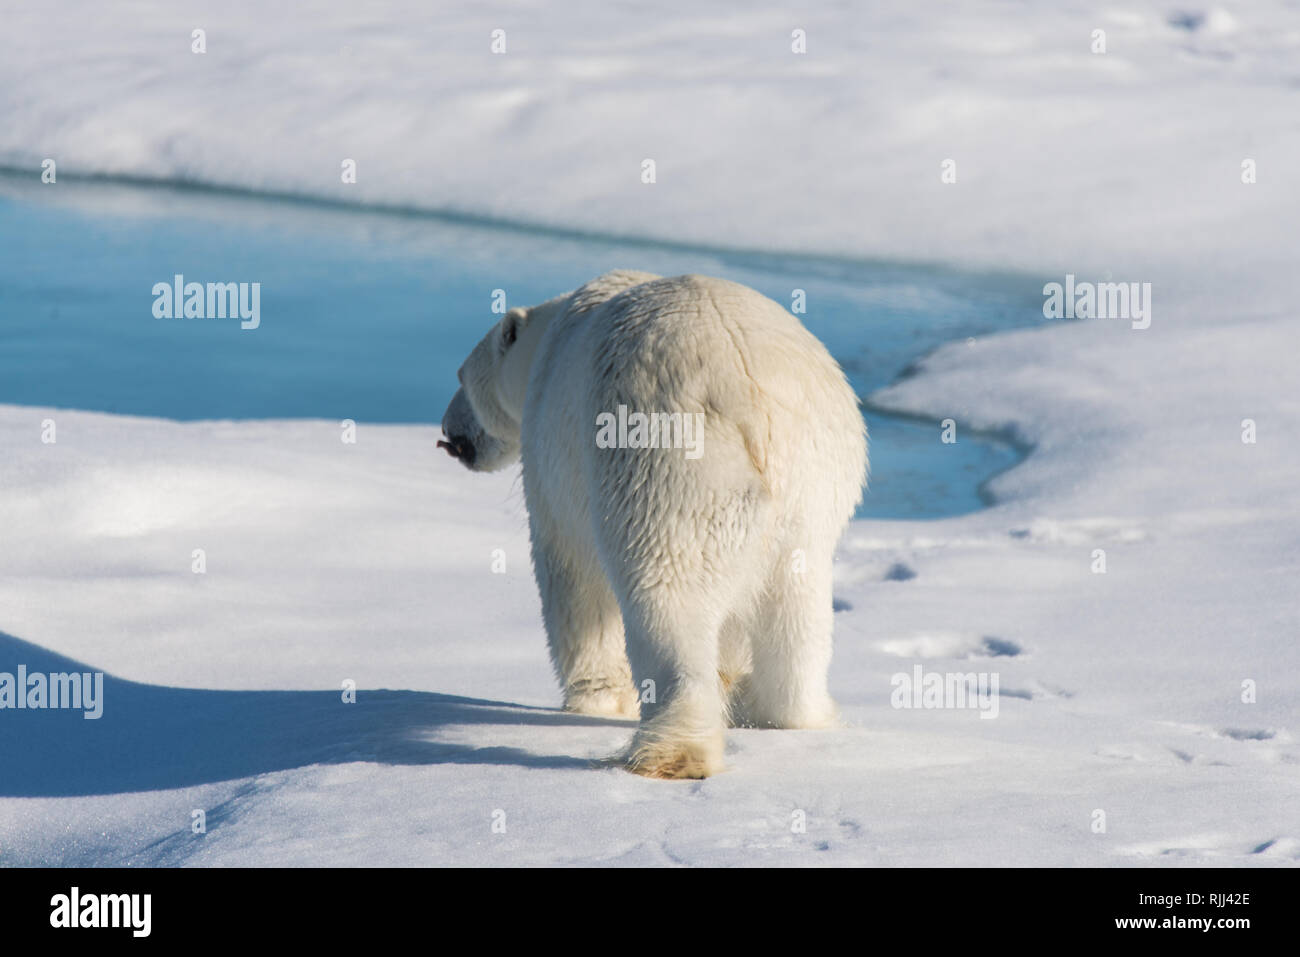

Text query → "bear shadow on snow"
[0,630,615,798]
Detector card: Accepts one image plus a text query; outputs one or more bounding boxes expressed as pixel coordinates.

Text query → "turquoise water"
[0,173,1042,520]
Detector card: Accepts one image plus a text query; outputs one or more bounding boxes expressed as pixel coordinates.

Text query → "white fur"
[440,272,867,778]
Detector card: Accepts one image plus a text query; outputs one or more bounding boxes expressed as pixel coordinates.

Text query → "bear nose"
[437,434,476,466]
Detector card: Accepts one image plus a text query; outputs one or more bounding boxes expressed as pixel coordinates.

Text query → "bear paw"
[563,680,640,720]
[624,733,724,780]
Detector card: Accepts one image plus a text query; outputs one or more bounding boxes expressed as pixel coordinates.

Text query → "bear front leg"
[531,537,638,719]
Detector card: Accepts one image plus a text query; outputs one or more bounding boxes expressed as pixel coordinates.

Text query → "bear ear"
[501,307,526,349]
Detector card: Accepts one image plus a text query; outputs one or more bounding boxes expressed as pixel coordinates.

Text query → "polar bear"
[439,271,867,778]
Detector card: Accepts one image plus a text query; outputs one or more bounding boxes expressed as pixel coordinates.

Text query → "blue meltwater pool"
[0,172,1043,520]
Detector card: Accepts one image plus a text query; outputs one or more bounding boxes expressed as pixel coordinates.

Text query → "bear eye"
[502,321,517,348]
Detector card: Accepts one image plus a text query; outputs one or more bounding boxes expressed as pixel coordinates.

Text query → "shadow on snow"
[0,631,623,797]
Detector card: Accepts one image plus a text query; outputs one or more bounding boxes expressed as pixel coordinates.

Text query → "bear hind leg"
[619,602,728,779]
[732,551,838,729]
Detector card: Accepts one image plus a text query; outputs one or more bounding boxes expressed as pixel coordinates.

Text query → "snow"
[3,1,1297,277]
[2,0,1299,865]
[1,394,1295,866]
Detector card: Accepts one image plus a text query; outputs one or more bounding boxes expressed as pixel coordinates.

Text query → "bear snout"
[437,434,477,467]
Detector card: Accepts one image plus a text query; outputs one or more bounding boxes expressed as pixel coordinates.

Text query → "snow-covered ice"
[1,1,1298,865]
[4,1,1297,276]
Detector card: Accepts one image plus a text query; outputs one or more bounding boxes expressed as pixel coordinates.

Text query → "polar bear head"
[438,305,537,472]
[439,270,660,472]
